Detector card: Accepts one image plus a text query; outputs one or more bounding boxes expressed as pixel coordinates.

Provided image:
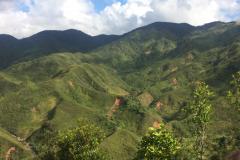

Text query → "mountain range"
[0,29,120,68]
[0,21,240,160]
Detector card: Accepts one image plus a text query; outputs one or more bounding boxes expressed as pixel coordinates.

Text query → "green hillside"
[0,21,240,159]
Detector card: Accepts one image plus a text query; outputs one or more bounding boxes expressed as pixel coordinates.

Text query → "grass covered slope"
[0,21,240,159]
[0,53,144,159]
[0,53,162,160]
[0,53,129,136]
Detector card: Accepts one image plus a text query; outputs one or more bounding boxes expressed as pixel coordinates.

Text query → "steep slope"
[1,52,169,160]
[80,21,240,159]
[0,21,240,159]
[0,53,129,137]
[0,53,162,160]
[84,22,193,70]
[83,22,239,71]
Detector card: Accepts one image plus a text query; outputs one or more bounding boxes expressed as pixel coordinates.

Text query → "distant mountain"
[125,22,196,38]
[1,21,240,160]
[0,21,234,68]
[0,29,120,68]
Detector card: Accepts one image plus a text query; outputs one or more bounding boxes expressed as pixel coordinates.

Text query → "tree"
[226,71,240,159]
[125,96,144,113]
[186,82,213,160]
[54,120,107,160]
[135,124,180,160]
[227,71,240,112]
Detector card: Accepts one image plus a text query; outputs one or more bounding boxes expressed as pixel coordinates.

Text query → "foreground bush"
[135,124,180,160]
[54,121,106,160]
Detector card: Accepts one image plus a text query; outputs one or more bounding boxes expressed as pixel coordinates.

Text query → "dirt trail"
[0,128,35,158]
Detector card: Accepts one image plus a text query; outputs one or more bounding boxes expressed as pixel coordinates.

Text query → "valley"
[0,21,240,159]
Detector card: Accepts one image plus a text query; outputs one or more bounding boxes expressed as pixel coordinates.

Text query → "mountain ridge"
[0,29,120,68]
[0,21,234,69]
[0,20,240,160]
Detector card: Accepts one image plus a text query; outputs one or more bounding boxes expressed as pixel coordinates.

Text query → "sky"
[0,0,240,38]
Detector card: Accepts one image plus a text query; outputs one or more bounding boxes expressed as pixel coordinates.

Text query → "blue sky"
[92,0,127,11]
[0,0,240,38]
[16,1,30,12]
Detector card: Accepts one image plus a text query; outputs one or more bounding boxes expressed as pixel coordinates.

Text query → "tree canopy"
[54,120,107,160]
[136,124,180,160]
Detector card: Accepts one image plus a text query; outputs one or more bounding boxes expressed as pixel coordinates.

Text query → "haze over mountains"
[0,21,240,159]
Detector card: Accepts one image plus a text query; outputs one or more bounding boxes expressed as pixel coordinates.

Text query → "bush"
[54,120,107,160]
[135,124,180,160]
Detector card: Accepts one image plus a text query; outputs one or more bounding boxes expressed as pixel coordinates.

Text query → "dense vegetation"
[0,21,240,159]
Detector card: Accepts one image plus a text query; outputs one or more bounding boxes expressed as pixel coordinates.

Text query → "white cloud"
[0,0,239,38]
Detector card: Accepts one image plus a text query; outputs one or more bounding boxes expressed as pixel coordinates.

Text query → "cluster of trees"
[36,72,240,160]
[136,71,240,160]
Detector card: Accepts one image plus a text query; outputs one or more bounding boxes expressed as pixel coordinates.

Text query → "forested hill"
[0,29,120,68]
[0,21,240,160]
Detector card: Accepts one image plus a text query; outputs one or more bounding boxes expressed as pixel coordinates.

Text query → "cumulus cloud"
[0,0,239,38]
